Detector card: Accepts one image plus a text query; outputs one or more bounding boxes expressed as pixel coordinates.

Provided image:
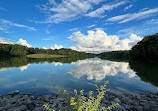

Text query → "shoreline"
[0,91,158,111]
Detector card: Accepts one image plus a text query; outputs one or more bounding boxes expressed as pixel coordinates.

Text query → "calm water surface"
[0,58,158,95]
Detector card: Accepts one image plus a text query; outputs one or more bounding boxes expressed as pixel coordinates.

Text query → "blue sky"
[0,0,158,52]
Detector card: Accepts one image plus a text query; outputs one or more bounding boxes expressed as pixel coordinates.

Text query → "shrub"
[59,81,119,111]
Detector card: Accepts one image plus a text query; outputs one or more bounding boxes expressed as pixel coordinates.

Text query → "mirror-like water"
[0,57,158,95]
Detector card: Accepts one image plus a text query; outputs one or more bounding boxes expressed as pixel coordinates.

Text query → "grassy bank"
[26,54,65,58]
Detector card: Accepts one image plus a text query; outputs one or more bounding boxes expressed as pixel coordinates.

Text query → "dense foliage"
[99,50,130,61]
[130,33,158,61]
[0,43,95,57]
[58,81,119,111]
[0,44,28,57]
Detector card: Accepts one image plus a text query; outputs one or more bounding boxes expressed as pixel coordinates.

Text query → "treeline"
[99,33,158,62]
[0,43,95,57]
[99,50,130,61]
[130,33,158,61]
[0,57,88,69]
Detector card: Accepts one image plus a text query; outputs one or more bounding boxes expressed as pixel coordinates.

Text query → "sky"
[0,0,158,53]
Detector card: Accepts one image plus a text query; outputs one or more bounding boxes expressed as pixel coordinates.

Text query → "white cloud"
[0,37,32,47]
[69,28,79,32]
[39,0,124,23]
[144,18,158,24]
[52,44,63,49]
[39,0,102,23]
[107,7,158,23]
[19,64,30,71]
[0,19,36,33]
[43,44,63,50]
[124,5,133,11]
[87,24,96,28]
[68,29,142,52]
[54,62,63,66]
[86,1,127,17]
[17,39,32,48]
[70,46,77,50]
[69,58,136,81]
[0,37,15,44]
[118,18,158,37]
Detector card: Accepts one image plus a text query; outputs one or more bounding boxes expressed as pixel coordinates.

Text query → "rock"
[152,105,158,111]
[102,99,109,104]
[132,100,139,106]
[26,100,36,110]
[131,106,143,111]
[16,105,28,111]
[8,90,19,95]
[114,98,121,104]
[140,100,148,106]
[58,103,63,109]
[57,97,65,102]
[49,99,56,104]
[115,105,125,111]
[123,104,131,110]
[34,106,46,111]
[0,107,4,111]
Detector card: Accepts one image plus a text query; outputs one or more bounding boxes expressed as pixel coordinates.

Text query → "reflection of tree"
[0,57,88,69]
[129,60,158,87]
[69,58,136,81]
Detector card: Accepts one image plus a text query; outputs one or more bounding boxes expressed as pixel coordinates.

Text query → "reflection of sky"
[0,58,158,95]
[69,58,136,81]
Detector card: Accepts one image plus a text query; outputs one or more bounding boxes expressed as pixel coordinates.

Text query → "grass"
[26,54,65,58]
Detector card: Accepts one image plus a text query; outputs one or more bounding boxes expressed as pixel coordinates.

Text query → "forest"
[99,33,158,62]
[0,33,158,61]
[130,33,158,61]
[0,43,95,58]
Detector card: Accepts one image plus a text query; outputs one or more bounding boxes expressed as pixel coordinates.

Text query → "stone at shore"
[0,92,158,111]
[8,90,19,95]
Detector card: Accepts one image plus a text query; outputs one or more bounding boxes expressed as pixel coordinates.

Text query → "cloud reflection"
[19,64,30,71]
[69,58,136,81]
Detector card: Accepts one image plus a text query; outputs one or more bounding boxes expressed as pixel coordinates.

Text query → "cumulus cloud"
[43,44,63,50]
[17,39,32,47]
[68,29,142,52]
[0,19,36,33]
[69,58,136,81]
[86,1,127,17]
[0,37,32,47]
[70,46,77,50]
[107,7,158,23]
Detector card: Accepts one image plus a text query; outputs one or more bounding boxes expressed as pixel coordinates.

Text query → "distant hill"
[130,33,158,61]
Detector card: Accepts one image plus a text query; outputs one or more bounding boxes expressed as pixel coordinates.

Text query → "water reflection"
[129,60,158,86]
[0,57,158,95]
[69,58,136,81]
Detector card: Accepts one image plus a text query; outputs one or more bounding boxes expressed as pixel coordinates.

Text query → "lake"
[0,57,158,95]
